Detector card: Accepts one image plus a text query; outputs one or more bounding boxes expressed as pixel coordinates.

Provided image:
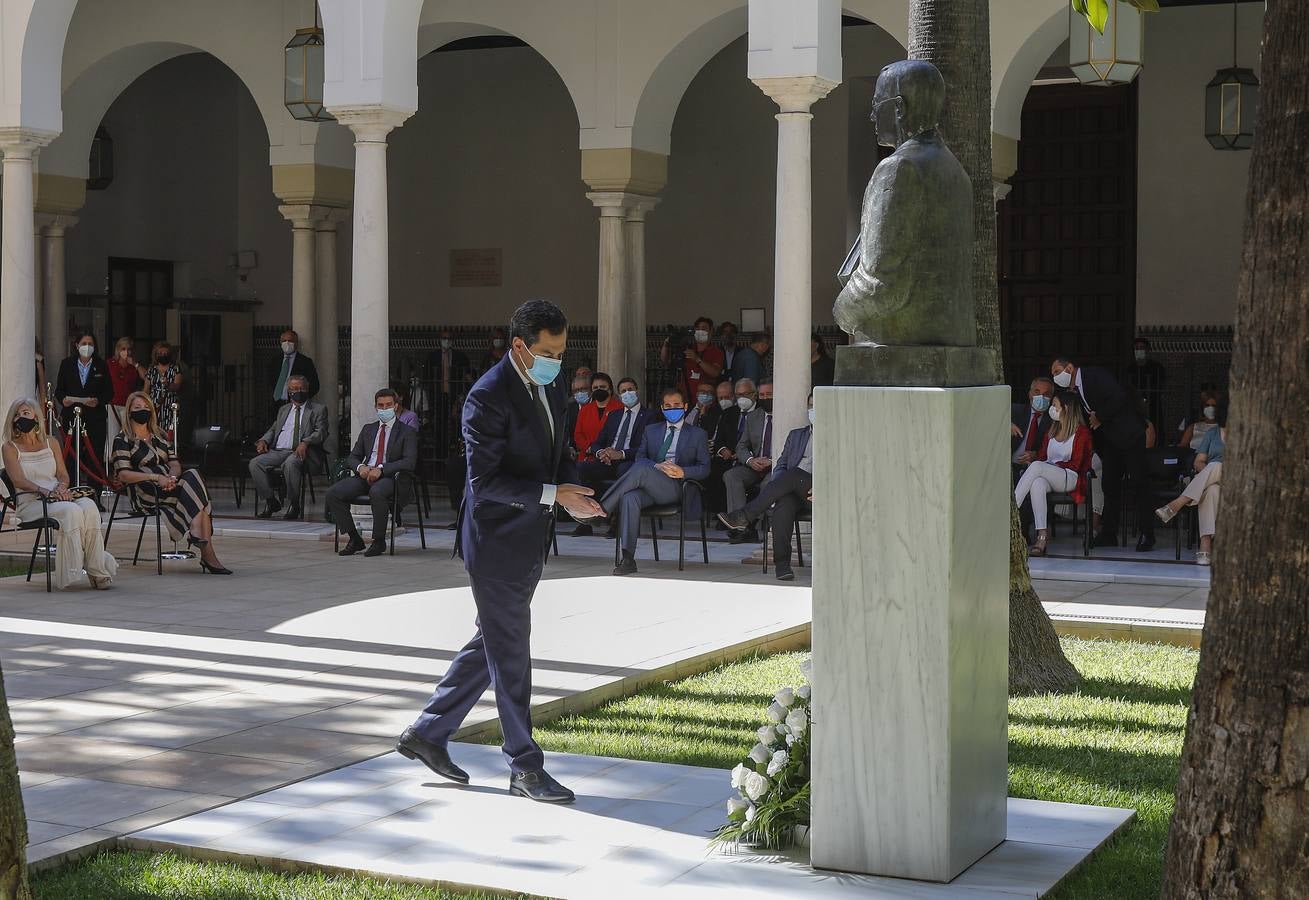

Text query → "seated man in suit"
[720,392,816,580]
[572,376,652,536]
[1012,376,1055,468]
[723,380,774,544]
[706,378,752,520]
[599,387,710,576]
[249,375,328,519]
[325,388,418,557]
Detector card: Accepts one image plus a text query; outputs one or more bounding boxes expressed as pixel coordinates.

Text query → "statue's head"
[871,60,945,148]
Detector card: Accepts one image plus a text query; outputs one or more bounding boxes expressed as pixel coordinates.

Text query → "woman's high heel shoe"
[199,560,232,575]
[1029,529,1049,557]
[187,534,209,549]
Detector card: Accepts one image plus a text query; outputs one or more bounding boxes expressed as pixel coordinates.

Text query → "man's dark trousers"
[410,562,544,774]
[325,475,396,542]
[743,468,812,566]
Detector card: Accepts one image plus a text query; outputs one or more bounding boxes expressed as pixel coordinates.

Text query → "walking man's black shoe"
[509,769,575,804]
[396,727,470,784]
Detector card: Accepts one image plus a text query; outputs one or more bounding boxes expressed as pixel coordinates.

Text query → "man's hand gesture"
[557,484,604,520]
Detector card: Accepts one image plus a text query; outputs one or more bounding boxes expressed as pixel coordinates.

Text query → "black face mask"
[157,353,172,364]
[592,389,611,405]
[130,409,152,425]
[13,417,37,434]
[289,391,308,405]
[759,399,773,413]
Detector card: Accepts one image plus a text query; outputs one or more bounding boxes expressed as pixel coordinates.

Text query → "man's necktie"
[614,410,632,449]
[292,405,302,447]
[1024,412,1040,451]
[376,423,386,465]
[735,416,745,444]
[762,415,773,458]
[273,356,291,401]
[530,385,553,442]
[658,426,676,461]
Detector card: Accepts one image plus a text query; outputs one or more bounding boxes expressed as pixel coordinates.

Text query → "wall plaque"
[450,248,502,287]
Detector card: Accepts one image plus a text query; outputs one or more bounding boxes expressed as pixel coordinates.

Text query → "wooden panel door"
[998,83,1137,397]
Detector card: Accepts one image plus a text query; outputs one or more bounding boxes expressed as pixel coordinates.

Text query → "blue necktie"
[614,410,632,450]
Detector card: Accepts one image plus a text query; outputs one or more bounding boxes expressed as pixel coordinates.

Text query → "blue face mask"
[621,390,639,408]
[1031,395,1051,413]
[376,407,396,423]
[521,346,562,386]
[663,408,685,424]
[573,390,590,406]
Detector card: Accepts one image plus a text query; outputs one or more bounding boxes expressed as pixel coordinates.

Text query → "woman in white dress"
[1,397,118,589]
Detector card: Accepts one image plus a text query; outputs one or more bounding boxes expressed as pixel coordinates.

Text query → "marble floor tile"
[22,776,200,828]
[14,734,168,776]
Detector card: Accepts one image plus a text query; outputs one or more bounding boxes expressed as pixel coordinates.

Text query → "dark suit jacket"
[591,405,655,477]
[771,425,812,481]
[710,406,745,456]
[1077,366,1145,451]
[626,419,711,517]
[273,352,321,399]
[54,355,113,427]
[458,354,578,582]
[1011,403,1052,455]
[346,419,417,477]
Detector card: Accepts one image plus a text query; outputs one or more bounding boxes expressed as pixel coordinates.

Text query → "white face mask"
[281,341,296,355]
[807,408,816,425]
[736,396,755,412]
[1203,405,1217,420]
[441,339,452,349]
[718,398,734,411]
[1048,405,1062,422]
[78,345,95,359]
[1053,369,1073,389]
[694,330,710,344]
[492,339,505,349]
[1134,350,1146,362]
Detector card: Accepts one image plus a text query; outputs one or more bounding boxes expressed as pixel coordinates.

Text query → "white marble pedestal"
[811,385,1010,882]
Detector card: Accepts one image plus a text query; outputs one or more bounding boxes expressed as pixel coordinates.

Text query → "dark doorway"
[998,83,1137,397]
[107,257,173,349]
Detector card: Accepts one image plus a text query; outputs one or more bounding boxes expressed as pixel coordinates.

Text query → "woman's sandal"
[1030,530,1049,557]
[1156,504,1178,525]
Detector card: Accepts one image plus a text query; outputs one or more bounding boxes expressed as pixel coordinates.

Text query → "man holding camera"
[662,315,723,403]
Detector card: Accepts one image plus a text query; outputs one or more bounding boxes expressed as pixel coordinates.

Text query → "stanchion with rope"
[160,401,195,561]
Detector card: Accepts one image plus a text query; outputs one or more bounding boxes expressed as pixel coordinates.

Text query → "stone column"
[315,211,342,456]
[333,108,410,440]
[587,192,635,379]
[41,217,75,363]
[623,197,658,384]
[753,77,836,439]
[0,131,54,406]
[278,204,328,361]
[33,224,43,355]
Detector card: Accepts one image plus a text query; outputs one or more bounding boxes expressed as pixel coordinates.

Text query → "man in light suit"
[399,300,603,805]
[600,386,711,576]
[249,375,327,520]
[723,380,774,544]
[325,388,418,557]
[720,392,816,580]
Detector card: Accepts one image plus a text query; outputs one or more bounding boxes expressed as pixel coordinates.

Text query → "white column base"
[811,384,1009,882]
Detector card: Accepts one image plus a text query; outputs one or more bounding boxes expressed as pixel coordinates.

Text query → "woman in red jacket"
[1014,390,1093,557]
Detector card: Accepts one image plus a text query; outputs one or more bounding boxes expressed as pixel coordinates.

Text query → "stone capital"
[35,212,78,236]
[278,203,333,229]
[271,163,353,208]
[586,191,645,217]
[328,106,414,142]
[623,195,660,223]
[0,127,58,156]
[580,147,667,196]
[34,173,86,217]
[313,207,349,232]
[992,181,1013,204]
[751,75,839,114]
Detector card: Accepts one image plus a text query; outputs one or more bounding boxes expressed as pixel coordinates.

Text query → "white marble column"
[279,204,327,361]
[623,197,658,383]
[0,131,53,406]
[315,211,342,456]
[33,223,43,355]
[753,77,836,439]
[41,218,75,362]
[334,109,410,439]
[587,191,635,380]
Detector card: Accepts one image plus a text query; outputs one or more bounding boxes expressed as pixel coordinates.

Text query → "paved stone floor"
[129,743,1134,899]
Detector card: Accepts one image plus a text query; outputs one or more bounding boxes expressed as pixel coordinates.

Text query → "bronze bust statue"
[833,59,992,386]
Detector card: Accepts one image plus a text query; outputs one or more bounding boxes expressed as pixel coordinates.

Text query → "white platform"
[128,744,1133,899]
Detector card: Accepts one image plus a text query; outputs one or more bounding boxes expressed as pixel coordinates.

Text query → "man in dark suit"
[1011,376,1055,465]
[325,388,418,557]
[54,332,114,479]
[271,330,320,405]
[572,376,654,536]
[1052,356,1155,550]
[725,381,775,544]
[399,300,603,805]
[720,392,816,580]
[706,378,753,519]
[249,375,329,519]
[600,386,711,576]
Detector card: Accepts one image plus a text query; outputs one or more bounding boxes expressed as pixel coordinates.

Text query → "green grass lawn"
[33,637,1195,900]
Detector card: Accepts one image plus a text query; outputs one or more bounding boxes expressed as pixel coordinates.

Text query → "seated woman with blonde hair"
[2,398,118,589]
[1014,390,1094,557]
[111,391,232,575]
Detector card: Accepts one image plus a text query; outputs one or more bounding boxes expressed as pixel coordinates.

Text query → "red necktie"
[1024,413,1040,451]
[376,423,387,464]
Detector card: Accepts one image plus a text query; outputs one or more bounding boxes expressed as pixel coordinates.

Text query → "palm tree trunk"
[0,664,32,900]
[1161,4,1309,895]
[908,0,1079,695]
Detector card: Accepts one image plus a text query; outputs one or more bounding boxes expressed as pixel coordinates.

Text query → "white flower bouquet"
[714,657,813,849]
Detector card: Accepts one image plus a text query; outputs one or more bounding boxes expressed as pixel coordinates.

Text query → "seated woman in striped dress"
[111,391,232,575]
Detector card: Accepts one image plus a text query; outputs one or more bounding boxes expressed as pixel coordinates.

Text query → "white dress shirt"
[1074,369,1095,415]
[511,357,558,507]
[357,420,391,472]
[275,402,305,450]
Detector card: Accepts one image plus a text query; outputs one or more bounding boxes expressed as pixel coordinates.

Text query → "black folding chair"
[1135,447,1194,560]
[612,479,709,571]
[0,471,60,592]
[104,482,164,574]
[333,470,428,554]
[761,508,811,574]
[1048,468,1094,558]
[192,425,242,508]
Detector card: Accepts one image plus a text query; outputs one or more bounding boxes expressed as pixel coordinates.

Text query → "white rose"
[800,657,813,681]
[744,770,771,802]
[730,763,751,790]
[774,687,795,707]
[757,725,779,747]
[785,708,809,736]
[766,749,789,777]
[797,685,812,702]
[745,803,757,823]
[776,725,789,739]
[727,796,749,817]
[786,733,796,746]
[748,743,770,766]
[766,701,787,723]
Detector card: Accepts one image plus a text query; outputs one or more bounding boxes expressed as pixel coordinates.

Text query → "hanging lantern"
[88,126,114,191]
[1204,1,1258,151]
[1069,0,1144,86]
[284,7,333,122]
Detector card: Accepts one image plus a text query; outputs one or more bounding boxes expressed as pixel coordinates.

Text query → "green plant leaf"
[1088,0,1109,34]
[1070,0,1089,15]
[1130,0,1161,12]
